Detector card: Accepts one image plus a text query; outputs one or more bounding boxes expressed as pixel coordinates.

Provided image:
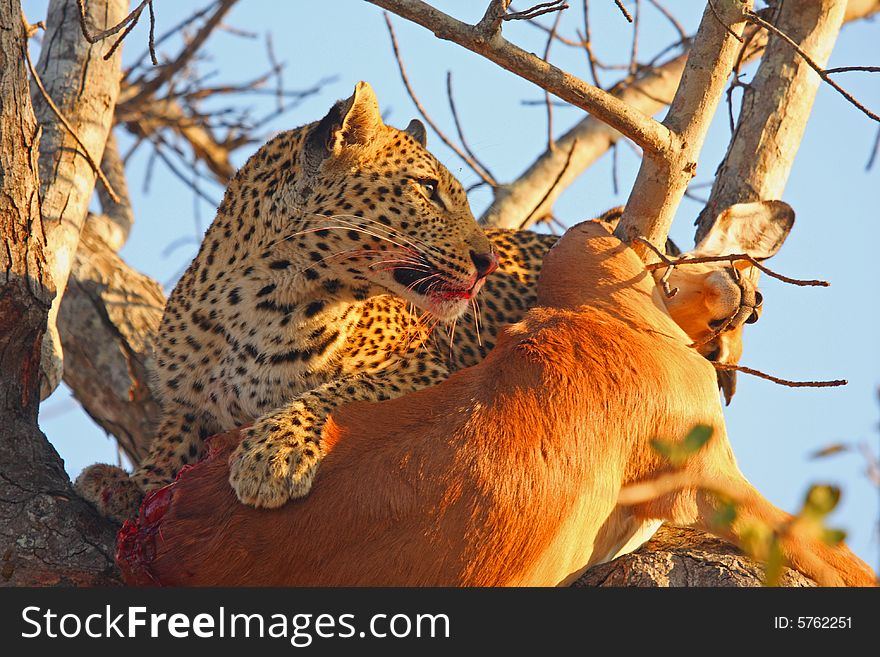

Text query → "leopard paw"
[74,464,143,524]
[228,419,323,508]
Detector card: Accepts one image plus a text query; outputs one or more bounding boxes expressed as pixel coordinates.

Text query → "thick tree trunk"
[0,0,121,587]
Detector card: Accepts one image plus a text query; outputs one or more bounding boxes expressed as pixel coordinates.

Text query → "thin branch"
[384,13,496,187]
[445,72,497,186]
[542,7,565,150]
[21,39,120,203]
[744,8,879,123]
[147,1,158,65]
[580,0,601,88]
[647,0,687,43]
[76,0,151,43]
[628,0,640,78]
[126,0,218,77]
[824,65,880,74]
[613,0,633,23]
[504,0,569,22]
[640,242,830,288]
[518,138,577,229]
[713,363,847,389]
[129,0,238,104]
[369,0,673,158]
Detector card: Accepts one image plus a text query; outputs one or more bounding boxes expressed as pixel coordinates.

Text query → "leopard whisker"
[470,296,483,348]
[297,211,442,262]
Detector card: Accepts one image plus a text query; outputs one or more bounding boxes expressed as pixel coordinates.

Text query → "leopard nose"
[470,251,499,279]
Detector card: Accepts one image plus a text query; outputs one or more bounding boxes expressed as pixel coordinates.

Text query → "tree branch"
[368,0,675,159]
[575,526,815,587]
[614,0,749,254]
[697,0,848,242]
[481,0,879,230]
[30,0,127,400]
[59,223,166,464]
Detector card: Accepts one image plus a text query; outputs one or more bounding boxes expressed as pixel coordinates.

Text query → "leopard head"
[286,81,497,320]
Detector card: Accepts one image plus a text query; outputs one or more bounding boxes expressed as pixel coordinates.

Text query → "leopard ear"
[405,119,427,146]
[305,81,383,162]
[695,200,795,260]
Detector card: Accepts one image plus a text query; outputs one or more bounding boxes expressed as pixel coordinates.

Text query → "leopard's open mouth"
[392,266,484,303]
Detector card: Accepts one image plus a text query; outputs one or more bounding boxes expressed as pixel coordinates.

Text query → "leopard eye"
[417,178,445,209]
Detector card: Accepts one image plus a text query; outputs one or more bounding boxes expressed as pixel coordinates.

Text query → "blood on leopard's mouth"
[392,267,485,302]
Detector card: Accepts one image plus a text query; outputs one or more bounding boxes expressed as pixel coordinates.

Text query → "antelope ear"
[405,119,427,146]
[305,82,383,162]
[695,200,795,259]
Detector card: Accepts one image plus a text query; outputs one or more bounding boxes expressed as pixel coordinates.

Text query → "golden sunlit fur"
[124,221,875,587]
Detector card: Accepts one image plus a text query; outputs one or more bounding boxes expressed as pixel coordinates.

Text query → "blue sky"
[27,1,879,569]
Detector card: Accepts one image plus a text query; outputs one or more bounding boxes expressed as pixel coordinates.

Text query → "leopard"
[75,82,793,522]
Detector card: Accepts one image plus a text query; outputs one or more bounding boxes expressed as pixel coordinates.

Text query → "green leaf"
[682,424,714,453]
[763,538,785,587]
[821,528,847,546]
[802,484,841,519]
[712,500,738,530]
[650,425,714,466]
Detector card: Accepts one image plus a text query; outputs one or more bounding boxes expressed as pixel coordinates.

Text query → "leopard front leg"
[229,356,449,508]
[75,411,218,523]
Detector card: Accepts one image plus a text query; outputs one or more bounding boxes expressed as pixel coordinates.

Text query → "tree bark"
[0,0,120,587]
[58,222,165,465]
[575,526,814,587]
[614,0,750,255]
[32,0,128,399]
[696,0,848,242]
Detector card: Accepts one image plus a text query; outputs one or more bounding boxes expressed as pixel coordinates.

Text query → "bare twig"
[824,65,880,74]
[628,0,640,78]
[613,0,633,23]
[370,0,673,158]
[76,0,150,43]
[518,138,577,229]
[713,363,847,389]
[265,32,284,113]
[543,8,564,150]
[744,8,879,123]
[445,72,497,186]
[504,0,569,22]
[147,1,158,65]
[128,0,238,104]
[580,0,601,88]
[21,40,120,203]
[384,13,496,187]
[647,0,687,43]
[640,244,830,288]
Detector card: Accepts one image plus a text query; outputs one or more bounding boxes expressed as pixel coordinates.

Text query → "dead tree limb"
[58,223,166,464]
[612,0,748,254]
[697,0,848,242]
[1,0,120,587]
[480,0,879,230]
[30,0,128,400]
[368,0,675,158]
